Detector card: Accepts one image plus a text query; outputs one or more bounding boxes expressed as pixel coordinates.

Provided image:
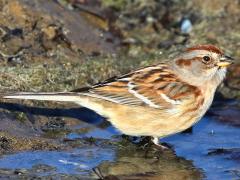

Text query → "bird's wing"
[83,64,202,109]
[3,64,202,110]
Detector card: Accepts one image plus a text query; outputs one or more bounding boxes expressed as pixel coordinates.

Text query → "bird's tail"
[2,92,109,117]
[2,92,84,102]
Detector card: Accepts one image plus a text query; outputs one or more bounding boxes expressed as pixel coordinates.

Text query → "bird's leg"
[138,136,165,149]
[138,136,171,150]
[151,137,168,150]
[137,136,170,159]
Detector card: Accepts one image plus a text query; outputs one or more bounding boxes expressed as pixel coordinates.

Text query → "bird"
[2,44,233,147]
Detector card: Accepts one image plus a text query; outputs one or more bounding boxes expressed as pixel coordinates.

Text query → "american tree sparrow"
[3,45,233,146]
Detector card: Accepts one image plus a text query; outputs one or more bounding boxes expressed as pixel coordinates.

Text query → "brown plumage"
[2,45,233,145]
[186,44,224,55]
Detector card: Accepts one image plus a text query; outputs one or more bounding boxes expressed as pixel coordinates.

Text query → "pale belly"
[76,88,216,138]
[105,91,215,138]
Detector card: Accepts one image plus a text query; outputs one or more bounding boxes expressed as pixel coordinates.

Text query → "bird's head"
[173,44,233,86]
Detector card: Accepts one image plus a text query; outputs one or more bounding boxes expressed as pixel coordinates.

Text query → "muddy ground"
[0,0,239,179]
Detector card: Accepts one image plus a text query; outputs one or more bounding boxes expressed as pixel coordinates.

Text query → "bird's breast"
[171,87,216,134]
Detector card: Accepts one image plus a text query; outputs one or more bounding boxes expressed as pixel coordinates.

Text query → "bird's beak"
[217,55,234,67]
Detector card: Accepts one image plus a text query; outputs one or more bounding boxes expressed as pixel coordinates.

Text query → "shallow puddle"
[0,115,239,179]
[164,117,240,180]
[0,148,115,175]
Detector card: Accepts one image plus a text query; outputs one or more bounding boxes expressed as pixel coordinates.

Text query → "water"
[0,116,239,179]
[164,117,240,180]
[0,147,115,176]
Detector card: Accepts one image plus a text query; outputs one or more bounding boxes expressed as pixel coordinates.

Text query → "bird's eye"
[202,56,211,63]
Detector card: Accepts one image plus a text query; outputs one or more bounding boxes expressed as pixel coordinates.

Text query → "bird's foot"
[139,136,169,150]
[151,137,169,150]
[121,135,172,150]
[137,136,174,159]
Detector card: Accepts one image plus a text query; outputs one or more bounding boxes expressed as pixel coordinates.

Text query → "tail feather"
[2,92,113,118]
[2,92,84,102]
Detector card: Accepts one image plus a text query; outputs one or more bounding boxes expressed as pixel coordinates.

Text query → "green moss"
[0,132,59,153]
[14,112,28,122]
[42,130,70,139]
[0,53,165,94]
[101,0,127,10]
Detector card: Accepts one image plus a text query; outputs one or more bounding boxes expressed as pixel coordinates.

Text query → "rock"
[181,19,192,34]
[209,107,240,127]
[42,25,58,40]
[96,142,203,180]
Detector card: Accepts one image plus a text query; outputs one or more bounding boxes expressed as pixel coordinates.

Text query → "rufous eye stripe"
[175,57,202,67]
